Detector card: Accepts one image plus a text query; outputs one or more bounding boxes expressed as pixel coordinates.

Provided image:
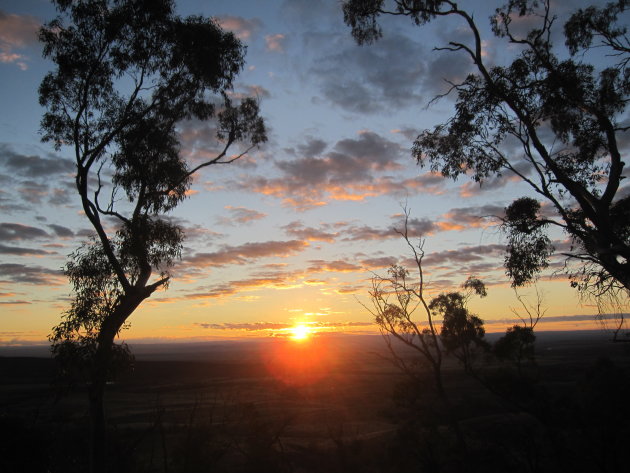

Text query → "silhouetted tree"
[493,325,536,377]
[492,286,545,375]
[364,210,482,453]
[40,1,266,470]
[433,277,488,373]
[342,0,629,299]
[365,211,444,401]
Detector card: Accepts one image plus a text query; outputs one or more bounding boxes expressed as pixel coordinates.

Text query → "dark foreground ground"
[1,331,629,473]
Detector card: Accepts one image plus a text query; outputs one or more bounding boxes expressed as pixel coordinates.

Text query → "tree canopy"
[343,0,630,298]
[40,1,266,468]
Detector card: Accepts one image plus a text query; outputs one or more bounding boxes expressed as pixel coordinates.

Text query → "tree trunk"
[433,364,468,454]
[87,292,148,472]
[88,380,107,473]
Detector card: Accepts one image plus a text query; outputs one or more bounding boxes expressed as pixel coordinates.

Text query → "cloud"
[265,33,286,52]
[0,300,31,305]
[216,15,262,40]
[48,224,75,238]
[307,259,362,273]
[456,160,534,198]
[438,204,504,231]
[422,244,506,269]
[296,137,327,157]
[360,256,398,269]
[177,118,224,163]
[184,240,309,268]
[311,34,425,113]
[0,263,64,285]
[231,84,271,100]
[279,0,341,27]
[485,313,627,327]
[341,214,438,242]
[0,193,30,213]
[423,51,473,96]
[334,285,363,294]
[282,221,338,242]
[195,320,374,331]
[0,146,76,206]
[196,321,291,331]
[0,145,74,178]
[218,206,267,226]
[341,224,397,241]
[0,222,49,241]
[234,131,413,209]
[0,11,40,70]
[0,244,54,256]
[186,271,302,300]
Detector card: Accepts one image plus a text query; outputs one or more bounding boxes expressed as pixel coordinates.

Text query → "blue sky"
[0,0,623,344]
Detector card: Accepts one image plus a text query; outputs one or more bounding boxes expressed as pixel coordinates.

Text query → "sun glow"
[290,324,311,341]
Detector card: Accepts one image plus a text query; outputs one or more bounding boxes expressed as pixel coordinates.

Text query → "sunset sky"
[0,0,623,345]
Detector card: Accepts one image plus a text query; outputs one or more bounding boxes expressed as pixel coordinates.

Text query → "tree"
[364,210,484,452]
[342,0,629,299]
[492,286,545,374]
[493,325,536,375]
[40,1,266,470]
[432,277,488,373]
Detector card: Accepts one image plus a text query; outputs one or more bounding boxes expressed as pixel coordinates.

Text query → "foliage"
[493,325,536,370]
[364,211,490,454]
[50,239,137,384]
[40,0,266,468]
[502,198,554,287]
[41,0,265,368]
[432,282,488,372]
[342,0,630,298]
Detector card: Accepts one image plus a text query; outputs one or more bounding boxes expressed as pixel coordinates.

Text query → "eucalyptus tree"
[433,277,488,374]
[365,211,487,451]
[343,0,629,298]
[40,0,266,469]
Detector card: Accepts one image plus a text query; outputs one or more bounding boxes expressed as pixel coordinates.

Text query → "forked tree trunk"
[86,291,151,472]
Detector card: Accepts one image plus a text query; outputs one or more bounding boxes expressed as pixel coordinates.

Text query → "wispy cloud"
[233,131,427,209]
[0,244,55,256]
[218,205,267,226]
[0,263,64,285]
[194,320,373,332]
[184,240,309,268]
[0,222,49,241]
[307,259,362,273]
[185,271,302,300]
[0,11,40,70]
[216,15,263,41]
[282,221,338,242]
[311,34,426,113]
[0,145,75,177]
[265,33,286,52]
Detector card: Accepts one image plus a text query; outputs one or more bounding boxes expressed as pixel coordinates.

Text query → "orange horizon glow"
[263,335,337,386]
[290,324,312,341]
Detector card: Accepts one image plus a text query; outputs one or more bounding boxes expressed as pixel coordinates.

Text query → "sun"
[290,324,311,341]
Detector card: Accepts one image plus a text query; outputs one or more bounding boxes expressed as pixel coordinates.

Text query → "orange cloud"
[282,221,337,242]
[436,221,465,231]
[186,272,303,300]
[219,205,267,225]
[216,16,262,40]
[184,240,309,268]
[265,33,286,52]
[307,260,362,273]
